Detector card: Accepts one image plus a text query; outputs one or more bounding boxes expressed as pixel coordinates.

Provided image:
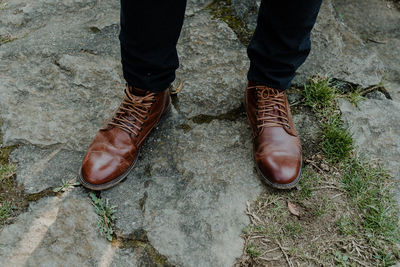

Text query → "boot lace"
[108,87,156,137]
[248,86,290,129]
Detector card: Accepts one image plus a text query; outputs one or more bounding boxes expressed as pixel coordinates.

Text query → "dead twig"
[260,247,280,256]
[311,185,345,192]
[259,256,282,261]
[276,240,294,267]
[367,38,387,44]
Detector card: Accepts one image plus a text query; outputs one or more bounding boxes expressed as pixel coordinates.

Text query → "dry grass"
[237,161,399,266]
[0,34,15,45]
[0,127,25,227]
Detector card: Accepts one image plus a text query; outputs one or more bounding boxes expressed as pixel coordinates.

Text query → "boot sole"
[78,103,172,191]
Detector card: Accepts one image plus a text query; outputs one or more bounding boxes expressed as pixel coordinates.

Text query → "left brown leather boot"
[79,85,171,190]
[245,82,302,189]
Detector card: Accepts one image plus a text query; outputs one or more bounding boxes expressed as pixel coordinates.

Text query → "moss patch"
[120,230,173,266]
[0,122,60,229]
[207,0,254,45]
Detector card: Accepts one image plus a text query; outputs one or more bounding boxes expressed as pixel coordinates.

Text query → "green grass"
[0,201,13,225]
[341,159,400,242]
[246,243,262,258]
[298,168,317,199]
[305,77,400,257]
[0,164,15,182]
[321,117,353,162]
[303,77,354,163]
[345,90,363,107]
[336,215,358,236]
[53,179,80,193]
[303,77,337,113]
[284,222,304,238]
[90,192,117,241]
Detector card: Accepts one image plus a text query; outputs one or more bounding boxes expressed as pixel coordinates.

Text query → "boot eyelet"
[139,128,143,132]
[136,133,140,137]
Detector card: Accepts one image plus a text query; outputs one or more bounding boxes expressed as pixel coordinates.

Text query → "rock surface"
[176,12,249,117]
[339,97,400,213]
[294,0,385,88]
[332,0,400,101]
[339,98,400,181]
[0,190,143,266]
[231,0,400,93]
[186,0,212,16]
[10,145,83,194]
[0,0,122,149]
[103,112,262,266]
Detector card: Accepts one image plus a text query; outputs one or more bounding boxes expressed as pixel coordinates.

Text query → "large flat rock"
[10,145,84,194]
[176,11,249,117]
[0,0,122,150]
[0,190,143,266]
[294,1,385,88]
[0,9,248,148]
[339,98,400,181]
[332,0,400,101]
[339,97,400,212]
[102,110,262,266]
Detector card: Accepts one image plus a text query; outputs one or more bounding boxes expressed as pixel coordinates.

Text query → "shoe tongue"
[128,86,150,96]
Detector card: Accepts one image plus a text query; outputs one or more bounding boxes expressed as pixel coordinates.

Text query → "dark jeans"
[119,0,322,92]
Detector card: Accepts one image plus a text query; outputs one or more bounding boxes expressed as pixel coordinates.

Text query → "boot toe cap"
[80,152,126,185]
[256,152,301,185]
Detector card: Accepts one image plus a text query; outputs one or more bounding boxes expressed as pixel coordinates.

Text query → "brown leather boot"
[79,85,171,190]
[245,82,302,189]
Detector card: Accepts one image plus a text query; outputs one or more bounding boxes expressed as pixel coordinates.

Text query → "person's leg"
[247,0,322,90]
[79,1,187,190]
[245,0,322,189]
[120,0,187,92]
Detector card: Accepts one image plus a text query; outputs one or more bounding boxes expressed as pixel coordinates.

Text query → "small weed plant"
[53,179,80,193]
[90,192,117,241]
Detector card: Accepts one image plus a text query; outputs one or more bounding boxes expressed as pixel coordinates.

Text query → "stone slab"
[339,98,400,180]
[176,11,249,117]
[0,190,142,266]
[102,108,263,266]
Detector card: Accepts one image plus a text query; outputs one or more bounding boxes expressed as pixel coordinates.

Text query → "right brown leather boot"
[79,85,171,190]
[245,82,302,189]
